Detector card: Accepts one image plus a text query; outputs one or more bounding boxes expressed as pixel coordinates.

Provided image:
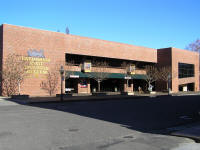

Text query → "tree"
[40,60,75,96]
[186,39,200,53]
[145,65,159,92]
[0,53,28,96]
[158,66,171,90]
[40,67,59,96]
[121,61,132,91]
[158,66,173,91]
[65,27,70,34]
[89,61,109,92]
[156,66,178,92]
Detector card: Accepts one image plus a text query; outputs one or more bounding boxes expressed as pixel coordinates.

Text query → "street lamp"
[60,65,64,101]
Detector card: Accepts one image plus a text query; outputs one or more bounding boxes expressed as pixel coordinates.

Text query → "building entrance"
[90,79,124,92]
[102,79,124,92]
[133,79,147,92]
[65,78,78,93]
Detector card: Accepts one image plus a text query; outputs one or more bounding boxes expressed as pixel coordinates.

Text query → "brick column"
[124,80,133,92]
[87,79,91,93]
[78,79,90,93]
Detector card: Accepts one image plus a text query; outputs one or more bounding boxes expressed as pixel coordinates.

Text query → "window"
[178,63,194,78]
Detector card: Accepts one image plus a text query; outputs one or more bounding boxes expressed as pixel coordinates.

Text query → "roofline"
[2,23,156,50]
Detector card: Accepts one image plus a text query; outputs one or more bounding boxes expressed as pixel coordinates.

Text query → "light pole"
[60,65,64,101]
[125,75,131,92]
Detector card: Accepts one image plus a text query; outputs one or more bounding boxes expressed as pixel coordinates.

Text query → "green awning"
[66,71,146,79]
[132,74,147,79]
[66,71,126,79]
[88,72,126,79]
[108,73,126,79]
[66,71,88,78]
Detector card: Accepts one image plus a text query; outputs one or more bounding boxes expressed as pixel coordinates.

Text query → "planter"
[11,95,29,99]
[56,94,73,97]
[156,95,172,98]
[92,92,107,96]
[150,91,156,94]
[121,92,134,95]
[162,90,169,93]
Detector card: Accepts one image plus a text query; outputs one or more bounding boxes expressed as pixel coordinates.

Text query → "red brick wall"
[66,36,157,63]
[2,24,198,95]
[157,48,172,67]
[156,48,172,91]
[78,79,91,93]
[2,24,66,96]
[0,25,3,94]
[157,48,199,92]
[1,24,157,96]
[171,48,199,92]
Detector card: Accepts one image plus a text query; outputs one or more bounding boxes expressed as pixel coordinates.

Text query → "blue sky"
[0,0,200,49]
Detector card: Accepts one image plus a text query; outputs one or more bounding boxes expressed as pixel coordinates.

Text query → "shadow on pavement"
[3,95,200,136]
[17,95,200,134]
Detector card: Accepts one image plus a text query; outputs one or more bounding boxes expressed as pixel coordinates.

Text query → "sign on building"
[82,61,92,72]
[127,64,135,74]
[22,49,50,77]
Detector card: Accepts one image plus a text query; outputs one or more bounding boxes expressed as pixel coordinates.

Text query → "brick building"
[0,24,199,96]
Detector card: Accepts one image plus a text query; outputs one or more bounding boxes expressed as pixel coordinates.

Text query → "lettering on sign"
[125,76,131,79]
[22,49,51,77]
[70,75,79,78]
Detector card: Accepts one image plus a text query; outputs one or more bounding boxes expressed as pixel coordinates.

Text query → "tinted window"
[178,63,194,78]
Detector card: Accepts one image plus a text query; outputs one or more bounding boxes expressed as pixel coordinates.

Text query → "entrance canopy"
[66,71,146,79]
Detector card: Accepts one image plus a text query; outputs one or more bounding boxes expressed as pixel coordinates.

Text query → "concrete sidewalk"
[0,97,20,106]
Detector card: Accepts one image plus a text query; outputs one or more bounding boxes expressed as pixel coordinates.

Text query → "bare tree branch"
[0,53,28,96]
[40,67,59,96]
[186,39,200,53]
[157,66,178,90]
[145,65,159,91]
[88,61,109,92]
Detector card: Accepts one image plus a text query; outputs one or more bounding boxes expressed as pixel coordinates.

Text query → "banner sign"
[127,64,135,74]
[83,61,91,72]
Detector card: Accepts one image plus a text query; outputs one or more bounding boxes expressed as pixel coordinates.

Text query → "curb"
[12,95,149,104]
[9,92,200,104]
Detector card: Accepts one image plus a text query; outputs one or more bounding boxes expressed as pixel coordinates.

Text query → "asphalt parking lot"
[0,95,200,150]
